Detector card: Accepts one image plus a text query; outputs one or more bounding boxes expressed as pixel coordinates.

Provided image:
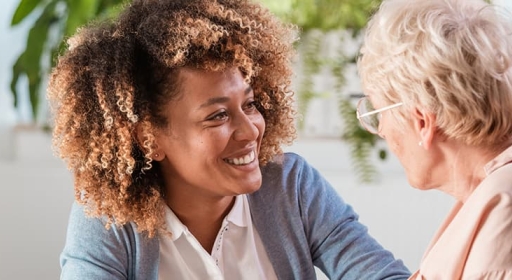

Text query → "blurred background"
[1,0,511,279]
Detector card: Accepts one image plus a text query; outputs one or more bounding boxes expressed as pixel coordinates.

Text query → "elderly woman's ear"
[412,108,436,150]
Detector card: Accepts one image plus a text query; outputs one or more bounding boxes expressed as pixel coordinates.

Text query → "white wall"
[3,0,511,279]
[0,130,73,280]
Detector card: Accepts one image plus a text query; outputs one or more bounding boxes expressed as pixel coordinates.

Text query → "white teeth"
[227,151,255,165]
[243,154,251,163]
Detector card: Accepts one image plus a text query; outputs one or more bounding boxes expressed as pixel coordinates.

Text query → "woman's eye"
[208,111,228,121]
[245,101,259,111]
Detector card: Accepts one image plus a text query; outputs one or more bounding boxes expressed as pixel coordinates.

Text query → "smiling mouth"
[224,150,256,166]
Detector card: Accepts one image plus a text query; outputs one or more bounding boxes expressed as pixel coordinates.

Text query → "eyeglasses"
[356,97,403,134]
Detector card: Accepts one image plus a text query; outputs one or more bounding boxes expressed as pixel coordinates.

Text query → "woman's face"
[154,67,265,200]
[370,96,435,190]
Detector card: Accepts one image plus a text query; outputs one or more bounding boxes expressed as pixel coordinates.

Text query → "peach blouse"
[410,146,512,280]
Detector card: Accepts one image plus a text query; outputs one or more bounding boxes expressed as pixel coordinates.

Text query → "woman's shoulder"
[470,163,512,207]
[65,202,157,252]
[257,151,335,200]
[260,152,319,188]
[61,202,159,279]
[260,152,310,175]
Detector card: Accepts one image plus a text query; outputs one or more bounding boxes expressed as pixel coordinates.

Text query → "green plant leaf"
[296,31,323,129]
[65,0,101,36]
[97,0,126,20]
[379,149,387,160]
[338,96,380,183]
[257,0,292,18]
[10,0,127,123]
[259,0,386,182]
[10,54,24,108]
[10,1,57,120]
[10,0,41,26]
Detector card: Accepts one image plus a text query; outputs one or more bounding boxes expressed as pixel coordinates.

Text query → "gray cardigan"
[60,153,410,279]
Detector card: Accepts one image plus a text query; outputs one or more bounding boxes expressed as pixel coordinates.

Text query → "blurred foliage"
[260,0,380,33]
[9,0,126,122]
[338,98,379,181]
[259,0,384,183]
[10,0,384,181]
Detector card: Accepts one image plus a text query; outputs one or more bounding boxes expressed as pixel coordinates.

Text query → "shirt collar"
[163,195,248,241]
[163,204,187,241]
[225,194,248,228]
[484,144,512,175]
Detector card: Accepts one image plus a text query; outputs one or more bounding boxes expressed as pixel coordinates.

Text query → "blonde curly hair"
[48,0,297,237]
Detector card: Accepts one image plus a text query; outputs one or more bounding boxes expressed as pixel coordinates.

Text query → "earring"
[154,153,159,158]
[418,141,423,146]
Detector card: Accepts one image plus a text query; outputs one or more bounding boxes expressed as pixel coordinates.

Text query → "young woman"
[48,0,410,279]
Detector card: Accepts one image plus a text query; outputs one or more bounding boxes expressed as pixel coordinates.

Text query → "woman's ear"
[134,123,164,161]
[412,108,436,150]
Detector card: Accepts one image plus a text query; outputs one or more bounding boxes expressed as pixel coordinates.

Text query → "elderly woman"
[48,0,410,279]
[357,0,512,278]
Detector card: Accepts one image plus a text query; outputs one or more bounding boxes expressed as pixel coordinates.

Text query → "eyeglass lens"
[361,98,380,133]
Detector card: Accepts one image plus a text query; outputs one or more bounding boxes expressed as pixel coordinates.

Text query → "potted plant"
[9,0,126,125]
[259,0,385,182]
[6,0,127,160]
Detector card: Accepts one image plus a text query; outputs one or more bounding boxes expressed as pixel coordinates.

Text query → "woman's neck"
[165,192,235,253]
[436,141,505,203]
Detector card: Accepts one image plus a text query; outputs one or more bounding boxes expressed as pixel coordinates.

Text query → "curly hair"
[358,0,512,147]
[47,0,298,236]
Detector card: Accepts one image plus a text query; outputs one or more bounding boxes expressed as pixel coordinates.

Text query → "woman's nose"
[377,129,386,139]
[232,114,261,142]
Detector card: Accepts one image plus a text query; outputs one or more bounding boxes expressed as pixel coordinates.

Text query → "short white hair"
[358,0,512,147]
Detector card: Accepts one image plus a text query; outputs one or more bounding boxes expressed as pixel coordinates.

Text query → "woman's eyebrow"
[198,96,230,109]
[198,86,254,109]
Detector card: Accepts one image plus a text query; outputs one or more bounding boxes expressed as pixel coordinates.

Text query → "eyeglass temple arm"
[357,102,403,119]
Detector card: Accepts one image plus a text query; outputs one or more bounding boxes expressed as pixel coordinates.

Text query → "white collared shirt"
[158,195,278,280]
